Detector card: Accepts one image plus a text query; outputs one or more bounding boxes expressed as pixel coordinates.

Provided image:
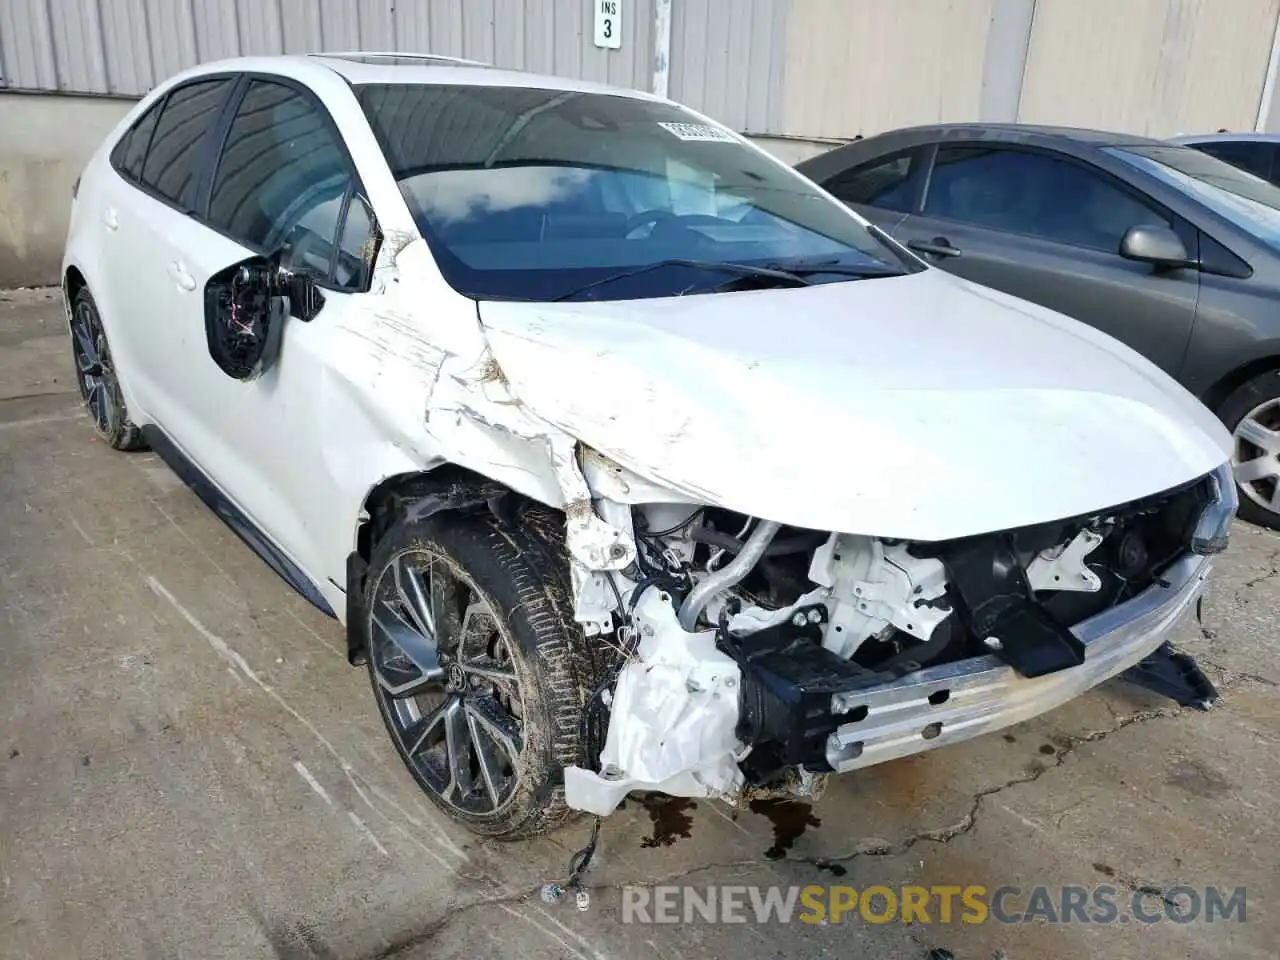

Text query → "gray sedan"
[797,125,1280,529]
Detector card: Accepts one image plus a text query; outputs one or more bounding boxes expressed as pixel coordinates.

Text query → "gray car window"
[924,146,1168,252]
[824,151,918,212]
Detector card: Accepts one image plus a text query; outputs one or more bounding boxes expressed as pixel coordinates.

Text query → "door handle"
[103,208,119,231]
[169,260,197,292]
[908,237,962,259]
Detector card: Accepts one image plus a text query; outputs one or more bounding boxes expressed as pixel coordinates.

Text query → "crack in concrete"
[1197,654,1278,689]
[351,881,551,960]
[1236,547,1280,603]
[0,389,79,404]
[1089,863,1189,913]
[779,705,1179,871]
[366,705,1191,956]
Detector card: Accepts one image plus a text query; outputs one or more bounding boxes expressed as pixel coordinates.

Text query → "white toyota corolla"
[63,52,1236,840]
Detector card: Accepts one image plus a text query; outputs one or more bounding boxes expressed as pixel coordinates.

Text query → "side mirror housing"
[203,250,324,381]
[1119,224,1194,270]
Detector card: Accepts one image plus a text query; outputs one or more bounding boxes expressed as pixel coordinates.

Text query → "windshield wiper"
[553,258,810,301]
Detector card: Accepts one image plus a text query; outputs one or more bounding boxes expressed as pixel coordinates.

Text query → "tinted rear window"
[140,79,230,209]
[112,100,163,182]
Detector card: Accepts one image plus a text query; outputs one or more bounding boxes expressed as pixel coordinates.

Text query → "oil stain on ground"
[749,798,821,859]
[639,794,697,848]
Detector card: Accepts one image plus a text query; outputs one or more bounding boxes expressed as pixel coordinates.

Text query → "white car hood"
[478,270,1230,540]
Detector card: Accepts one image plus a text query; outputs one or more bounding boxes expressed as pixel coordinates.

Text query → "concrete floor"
[1,287,1276,960]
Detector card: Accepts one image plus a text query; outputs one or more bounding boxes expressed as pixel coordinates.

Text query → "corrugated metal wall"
[667,0,788,134]
[1018,0,1280,136]
[0,0,791,133]
[0,0,661,98]
[4,0,1280,140]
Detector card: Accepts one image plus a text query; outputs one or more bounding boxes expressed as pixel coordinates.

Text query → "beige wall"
[776,0,1280,142]
[0,94,132,288]
[747,134,844,164]
[780,0,995,139]
[1019,0,1279,136]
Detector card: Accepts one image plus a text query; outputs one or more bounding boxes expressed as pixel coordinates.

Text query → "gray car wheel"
[1221,372,1280,529]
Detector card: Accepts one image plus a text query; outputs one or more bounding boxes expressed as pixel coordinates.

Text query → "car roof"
[793,122,1170,178]
[874,122,1165,148]
[168,51,662,102]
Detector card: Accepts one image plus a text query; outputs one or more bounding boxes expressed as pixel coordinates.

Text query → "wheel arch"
[355,463,543,561]
[62,263,94,336]
[62,252,143,416]
[1200,354,1280,415]
[343,462,553,665]
[64,264,89,307]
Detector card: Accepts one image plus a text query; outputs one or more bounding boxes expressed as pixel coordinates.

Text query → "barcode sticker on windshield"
[657,122,738,143]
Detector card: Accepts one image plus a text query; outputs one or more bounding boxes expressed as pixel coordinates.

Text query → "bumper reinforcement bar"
[825,552,1213,773]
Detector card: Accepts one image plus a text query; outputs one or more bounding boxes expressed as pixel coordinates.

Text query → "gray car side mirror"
[1119,224,1194,269]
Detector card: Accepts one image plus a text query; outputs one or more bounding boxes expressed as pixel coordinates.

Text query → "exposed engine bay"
[563,465,1229,815]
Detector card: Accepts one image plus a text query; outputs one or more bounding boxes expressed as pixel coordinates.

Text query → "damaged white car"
[63,53,1236,840]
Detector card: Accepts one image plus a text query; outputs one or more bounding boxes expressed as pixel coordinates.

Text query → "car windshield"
[357,83,915,301]
[1108,144,1280,252]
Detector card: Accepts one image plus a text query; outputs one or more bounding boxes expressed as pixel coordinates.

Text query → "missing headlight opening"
[562,463,1232,817]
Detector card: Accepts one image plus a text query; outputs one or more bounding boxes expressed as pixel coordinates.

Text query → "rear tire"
[69,287,146,451]
[1218,370,1280,530]
[364,505,598,840]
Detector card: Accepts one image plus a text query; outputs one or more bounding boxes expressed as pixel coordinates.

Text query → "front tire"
[364,507,597,840]
[69,287,146,451]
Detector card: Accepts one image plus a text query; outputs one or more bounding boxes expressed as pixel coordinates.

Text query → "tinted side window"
[208,80,351,277]
[924,146,1168,252]
[824,151,919,212]
[112,100,163,182]
[140,79,230,209]
[1195,141,1276,182]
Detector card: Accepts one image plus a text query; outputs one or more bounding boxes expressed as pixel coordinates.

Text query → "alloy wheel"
[1232,398,1280,514]
[70,299,120,438]
[368,550,525,814]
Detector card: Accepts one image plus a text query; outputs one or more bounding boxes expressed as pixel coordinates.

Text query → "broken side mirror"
[203,249,325,381]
